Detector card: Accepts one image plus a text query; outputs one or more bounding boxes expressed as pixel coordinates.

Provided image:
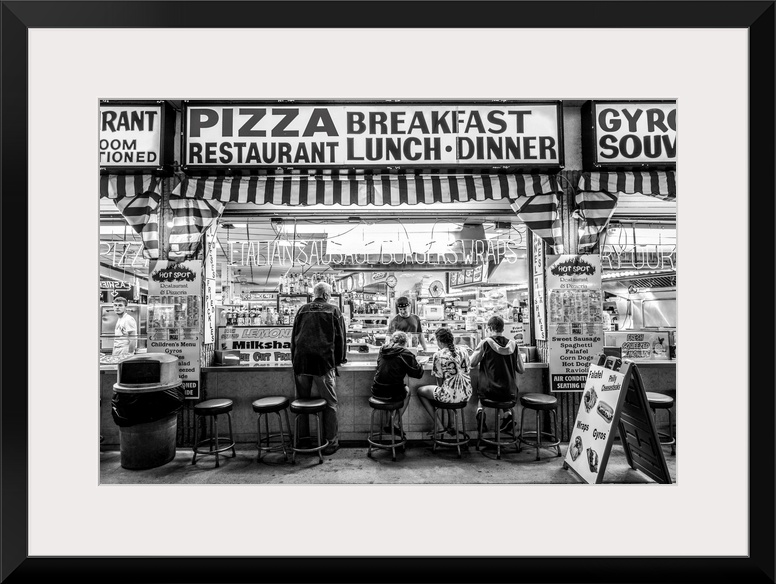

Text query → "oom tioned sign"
[183,102,563,168]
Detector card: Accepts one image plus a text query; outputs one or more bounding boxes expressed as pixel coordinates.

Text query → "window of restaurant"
[209,210,535,365]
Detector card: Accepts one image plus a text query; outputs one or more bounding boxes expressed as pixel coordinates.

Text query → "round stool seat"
[646,392,674,409]
[519,393,557,411]
[194,398,233,416]
[290,398,327,414]
[431,399,468,410]
[368,397,403,411]
[481,398,516,409]
[252,396,290,413]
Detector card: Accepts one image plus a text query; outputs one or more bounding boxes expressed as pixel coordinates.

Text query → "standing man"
[112,296,137,357]
[470,315,524,433]
[387,296,428,352]
[291,281,347,455]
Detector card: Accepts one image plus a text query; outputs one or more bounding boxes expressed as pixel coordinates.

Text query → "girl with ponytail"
[415,327,473,437]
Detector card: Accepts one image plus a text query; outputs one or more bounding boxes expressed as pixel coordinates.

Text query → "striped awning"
[168,197,225,260]
[172,172,565,254]
[99,175,163,259]
[574,171,676,252]
[577,170,676,200]
[171,173,560,206]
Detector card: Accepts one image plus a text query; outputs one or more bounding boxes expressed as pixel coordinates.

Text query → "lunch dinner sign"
[183,101,563,169]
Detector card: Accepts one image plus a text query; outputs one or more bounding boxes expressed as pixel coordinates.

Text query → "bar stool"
[517,393,561,461]
[252,396,293,463]
[289,398,329,465]
[192,398,236,467]
[366,397,407,462]
[646,391,676,455]
[430,399,469,459]
[476,398,518,460]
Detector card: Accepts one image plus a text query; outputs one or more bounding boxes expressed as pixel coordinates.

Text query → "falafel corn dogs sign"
[546,255,604,392]
[563,358,626,484]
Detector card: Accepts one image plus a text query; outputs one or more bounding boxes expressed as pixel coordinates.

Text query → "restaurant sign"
[546,255,604,392]
[183,101,563,168]
[582,100,676,169]
[99,101,175,171]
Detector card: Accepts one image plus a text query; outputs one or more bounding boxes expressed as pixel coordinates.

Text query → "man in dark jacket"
[372,331,425,434]
[470,315,524,433]
[291,281,347,455]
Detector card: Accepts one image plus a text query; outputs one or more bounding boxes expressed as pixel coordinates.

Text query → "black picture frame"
[2,2,773,583]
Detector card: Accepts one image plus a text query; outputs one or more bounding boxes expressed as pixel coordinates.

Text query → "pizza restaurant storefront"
[99,100,677,447]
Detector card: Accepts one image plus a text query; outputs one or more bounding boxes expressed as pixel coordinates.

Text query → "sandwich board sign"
[563,353,672,484]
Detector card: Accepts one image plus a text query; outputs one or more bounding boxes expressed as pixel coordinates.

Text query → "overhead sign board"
[582,100,676,169]
[183,101,563,169]
[99,100,175,173]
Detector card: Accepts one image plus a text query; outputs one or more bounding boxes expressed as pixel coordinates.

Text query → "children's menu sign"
[147,260,202,399]
[546,255,604,392]
[217,326,292,367]
[564,354,671,484]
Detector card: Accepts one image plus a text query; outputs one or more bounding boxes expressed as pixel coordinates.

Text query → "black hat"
[396,296,410,307]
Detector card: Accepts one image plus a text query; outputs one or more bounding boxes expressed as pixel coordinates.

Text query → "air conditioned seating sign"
[546,255,604,392]
[183,102,562,168]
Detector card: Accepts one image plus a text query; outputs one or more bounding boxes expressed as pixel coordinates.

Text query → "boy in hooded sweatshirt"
[371,331,425,434]
[470,315,524,433]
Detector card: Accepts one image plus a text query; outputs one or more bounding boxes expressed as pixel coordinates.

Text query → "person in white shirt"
[112,297,137,357]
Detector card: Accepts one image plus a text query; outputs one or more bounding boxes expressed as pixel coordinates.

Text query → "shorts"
[371,385,408,403]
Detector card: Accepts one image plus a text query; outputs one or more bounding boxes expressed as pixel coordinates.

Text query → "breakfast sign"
[564,354,671,484]
[183,101,563,168]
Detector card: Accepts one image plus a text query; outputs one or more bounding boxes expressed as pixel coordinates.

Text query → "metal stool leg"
[477,409,484,450]
[227,412,236,457]
[534,410,541,461]
[454,410,462,459]
[668,408,675,455]
[495,408,501,460]
[276,411,289,461]
[517,406,526,453]
[292,414,299,465]
[431,407,438,453]
[315,413,324,465]
[390,411,397,462]
[552,410,561,456]
[397,410,406,452]
[367,409,376,458]
[284,408,293,449]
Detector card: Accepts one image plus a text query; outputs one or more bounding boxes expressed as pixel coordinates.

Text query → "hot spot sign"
[183,101,563,168]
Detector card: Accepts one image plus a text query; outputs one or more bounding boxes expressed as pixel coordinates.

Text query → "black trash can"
[112,353,184,470]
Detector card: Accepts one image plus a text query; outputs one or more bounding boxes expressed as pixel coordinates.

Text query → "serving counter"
[100,359,675,447]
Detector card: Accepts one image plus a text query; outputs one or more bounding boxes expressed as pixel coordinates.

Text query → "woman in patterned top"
[416,327,473,436]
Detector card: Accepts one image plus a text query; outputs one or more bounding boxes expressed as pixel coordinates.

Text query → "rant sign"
[99,105,162,167]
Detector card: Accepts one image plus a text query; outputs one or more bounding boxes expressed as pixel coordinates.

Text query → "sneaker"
[322,442,341,456]
[476,410,489,433]
[499,413,515,434]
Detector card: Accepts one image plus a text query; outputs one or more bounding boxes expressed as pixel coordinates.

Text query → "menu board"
[546,255,604,392]
[448,264,488,288]
[564,361,626,483]
[217,326,292,367]
[147,260,202,399]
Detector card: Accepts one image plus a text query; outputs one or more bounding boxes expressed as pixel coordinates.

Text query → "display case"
[278,294,310,326]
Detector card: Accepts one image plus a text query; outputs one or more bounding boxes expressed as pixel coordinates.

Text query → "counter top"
[200,361,549,372]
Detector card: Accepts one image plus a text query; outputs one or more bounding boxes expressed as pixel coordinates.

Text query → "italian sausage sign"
[564,363,626,484]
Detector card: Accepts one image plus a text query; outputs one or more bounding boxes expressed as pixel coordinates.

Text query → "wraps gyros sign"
[183,102,563,168]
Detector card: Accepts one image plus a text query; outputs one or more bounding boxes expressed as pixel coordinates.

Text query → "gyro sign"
[183,101,563,168]
[583,101,676,168]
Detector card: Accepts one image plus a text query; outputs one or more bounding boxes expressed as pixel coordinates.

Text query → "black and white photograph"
[4,1,773,582]
[97,98,680,486]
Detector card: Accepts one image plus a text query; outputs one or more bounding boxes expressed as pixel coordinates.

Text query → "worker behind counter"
[387,296,428,352]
